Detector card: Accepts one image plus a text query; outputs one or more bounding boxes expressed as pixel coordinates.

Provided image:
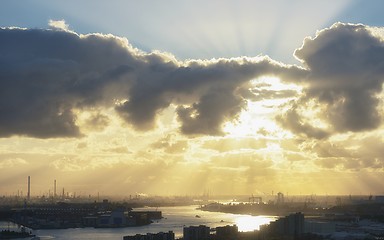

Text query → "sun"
[223,76,301,138]
[223,101,277,137]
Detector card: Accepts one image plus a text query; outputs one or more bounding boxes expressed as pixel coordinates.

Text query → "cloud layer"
[279,23,384,138]
[0,22,384,139]
[0,25,303,138]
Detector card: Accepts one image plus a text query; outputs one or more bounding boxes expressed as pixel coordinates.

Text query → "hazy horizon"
[1,0,384,197]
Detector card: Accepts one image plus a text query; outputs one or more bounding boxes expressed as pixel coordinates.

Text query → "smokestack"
[27,176,30,200]
[54,179,57,198]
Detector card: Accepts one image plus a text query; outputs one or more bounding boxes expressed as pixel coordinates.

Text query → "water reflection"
[235,216,275,232]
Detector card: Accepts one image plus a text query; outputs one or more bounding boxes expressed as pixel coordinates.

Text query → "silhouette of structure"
[54,179,57,198]
[260,212,304,239]
[277,192,284,205]
[215,225,238,240]
[183,225,210,240]
[10,202,159,229]
[249,194,262,204]
[27,176,30,200]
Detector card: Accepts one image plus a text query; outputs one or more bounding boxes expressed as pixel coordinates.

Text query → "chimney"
[27,176,30,200]
[54,179,57,198]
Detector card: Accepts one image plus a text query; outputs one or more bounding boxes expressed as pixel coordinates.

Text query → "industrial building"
[259,212,305,239]
[214,225,238,240]
[183,225,210,240]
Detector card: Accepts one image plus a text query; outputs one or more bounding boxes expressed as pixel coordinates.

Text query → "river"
[0,205,276,239]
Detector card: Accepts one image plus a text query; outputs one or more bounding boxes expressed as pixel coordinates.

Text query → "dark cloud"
[119,57,303,135]
[280,23,384,138]
[7,23,384,139]
[276,102,330,139]
[0,25,304,138]
[0,27,138,138]
[177,87,246,135]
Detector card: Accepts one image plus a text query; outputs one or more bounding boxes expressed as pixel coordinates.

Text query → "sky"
[1,0,384,197]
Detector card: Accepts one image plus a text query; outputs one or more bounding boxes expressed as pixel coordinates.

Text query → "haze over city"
[1,0,384,197]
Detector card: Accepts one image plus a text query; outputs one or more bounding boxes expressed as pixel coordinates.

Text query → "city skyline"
[0,0,384,196]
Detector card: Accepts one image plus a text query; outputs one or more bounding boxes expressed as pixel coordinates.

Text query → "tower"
[54,179,57,198]
[277,192,284,205]
[27,176,30,200]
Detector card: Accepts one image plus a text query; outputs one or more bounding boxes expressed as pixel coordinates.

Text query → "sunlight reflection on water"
[235,215,276,232]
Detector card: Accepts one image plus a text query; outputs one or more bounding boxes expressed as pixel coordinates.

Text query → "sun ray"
[224,76,301,138]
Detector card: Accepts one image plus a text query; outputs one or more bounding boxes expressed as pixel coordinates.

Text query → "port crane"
[249,194,262,204]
